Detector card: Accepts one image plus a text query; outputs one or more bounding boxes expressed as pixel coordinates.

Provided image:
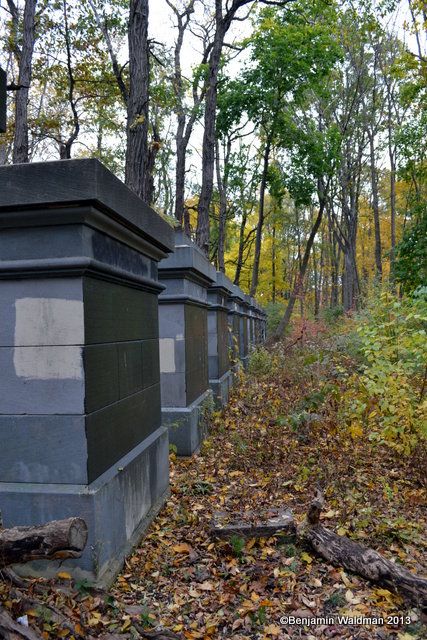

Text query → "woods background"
[0,0,426,335]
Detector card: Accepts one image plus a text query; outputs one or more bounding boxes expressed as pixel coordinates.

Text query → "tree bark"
[196,5,226,253]
[299,491,427,611]
[216,137,232,272]
[387,92,397,275]
[58,0,79,160]
[234,207,248,286]
[273,183,327,339]
[88,0,128,105]
[0,518,87,568]
[125,0,152,203]
[368,129,382,279]
[305,525,427,610]
[250,135,272,296]
[13,0,37,164]
[271,223,276,303]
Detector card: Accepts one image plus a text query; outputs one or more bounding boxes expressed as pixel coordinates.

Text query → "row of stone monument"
[0,159,266,584]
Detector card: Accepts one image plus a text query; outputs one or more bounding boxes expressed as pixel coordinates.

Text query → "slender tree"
[8,0,38,163]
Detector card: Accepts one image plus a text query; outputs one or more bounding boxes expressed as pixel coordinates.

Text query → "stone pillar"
[0,159,174,584]
[227,285,249,370]
[248,297,257,348]
[261,308,267,341]
[158,230,215,456]
[0,67,6,133]
[236,288,250,368]
[208,272,234,407]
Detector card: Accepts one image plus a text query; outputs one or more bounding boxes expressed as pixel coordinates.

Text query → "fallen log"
[211,508,296,539]
[302,491,427,611]
[0,518,88,568]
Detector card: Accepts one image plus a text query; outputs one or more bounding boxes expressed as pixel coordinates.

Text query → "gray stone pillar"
[0,159,174,584]
[226,285,249,370]
[248,297,257,348]
[235,287,250,368]
[0,67,6,133]
[208,272,234,407]
[158,230,215,456]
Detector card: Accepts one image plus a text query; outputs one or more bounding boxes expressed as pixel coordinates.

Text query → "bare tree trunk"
[313,242,319,318]
[196,10,226,253]
[273,182,327,339]
[58,0,79,160]
[166,0,209,226]
[12,0,37,164]
[125,0,151,202]
[250,135,272,296]
[234,208,248,286]
[368,130,382,279]
[271,223,276,303]
[216,137,232,272]
[388,99,397,275]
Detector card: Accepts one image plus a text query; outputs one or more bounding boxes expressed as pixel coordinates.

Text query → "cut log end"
[0,517,88,568]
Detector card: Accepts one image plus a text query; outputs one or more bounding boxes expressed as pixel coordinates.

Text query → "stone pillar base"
[210,370,233,408]
[0,426,169,587]
[163,389,213,456]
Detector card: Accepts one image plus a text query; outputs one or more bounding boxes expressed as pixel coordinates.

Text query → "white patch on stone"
[159,338,175,373]
[13,346,83,380]
[14,298,84,346]
[175,333,184,341]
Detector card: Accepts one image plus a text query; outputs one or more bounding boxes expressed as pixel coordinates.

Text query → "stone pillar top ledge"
[0,158,175,261]
[159,229,216,288]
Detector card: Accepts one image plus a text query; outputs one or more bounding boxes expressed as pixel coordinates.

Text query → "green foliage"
[342,291,427,453]
[394,213,427,293]
[320,305,345,325]
[265,301,286,335]
[248,347,273,377]
[229,535,245,558]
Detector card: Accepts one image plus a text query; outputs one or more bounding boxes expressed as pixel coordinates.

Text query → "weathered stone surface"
[1,426,170,586]
[208,271,234,406]
[0,159,174,257]
[158,230,215,455]
[0,159,172,583]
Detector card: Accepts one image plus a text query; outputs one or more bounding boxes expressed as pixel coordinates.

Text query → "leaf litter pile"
[1,326,426,640]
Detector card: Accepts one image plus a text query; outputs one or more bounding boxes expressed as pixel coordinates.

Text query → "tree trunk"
[368,130,382,279]
[271,224,276,303]
[125,0,151,203]
[388,97,397,275]
[273,184,327,339]
[250,135,272,296]
[234,208,248,286]
[175,120,186,226]
[305,525,427,610]
[196,14,226,253]
[216,137,232,272]
[13,0,37,164]
[0,518,87,567]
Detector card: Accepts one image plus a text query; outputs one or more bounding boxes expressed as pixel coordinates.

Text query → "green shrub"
[265,301,286,336]
[342,290,427,453]
[320,304,344,325]
[248,347,273,376]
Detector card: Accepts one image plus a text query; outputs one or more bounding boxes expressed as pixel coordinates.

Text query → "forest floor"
[1,322,426,640]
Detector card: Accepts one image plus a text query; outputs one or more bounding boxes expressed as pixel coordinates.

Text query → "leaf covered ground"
[1,323,426,640]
